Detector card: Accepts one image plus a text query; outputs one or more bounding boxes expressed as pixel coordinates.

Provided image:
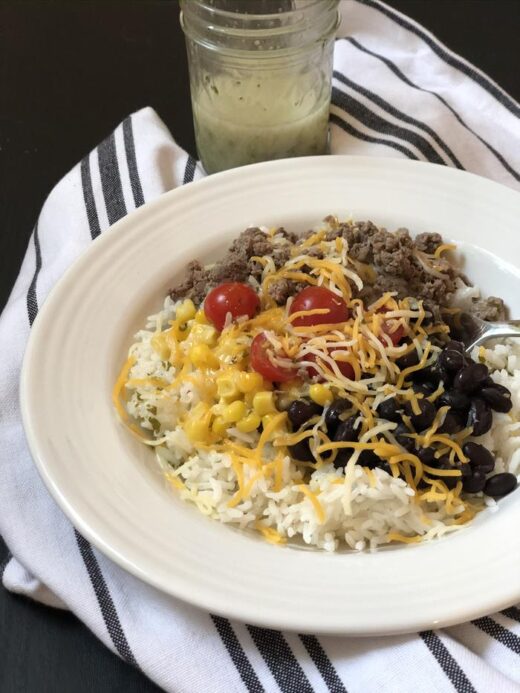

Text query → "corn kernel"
[184,419,210,443]
[212,416,228,437]
[222,400,247,423]
[216,373,241,400]
[236,412,261,433]
[237,371,264,393]
[176,299,196,324]
[309,383,333,406]
[252,391,276,416]
[194,308,209,324]
[190,323,218,346]
[189,343,219,369]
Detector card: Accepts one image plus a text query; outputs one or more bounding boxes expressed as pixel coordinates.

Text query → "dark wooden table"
[1,1,519,690]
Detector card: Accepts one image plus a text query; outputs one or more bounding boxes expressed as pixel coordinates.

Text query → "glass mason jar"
[180,0,340,174]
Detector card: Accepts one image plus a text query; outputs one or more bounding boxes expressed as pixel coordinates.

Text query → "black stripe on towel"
[356,0,520,119]
[345,37,520,182]
[502,606,520,624]
[78,133,139,669]
[183,155,197,185]
[331,87,444,164]
[329,112,419,160]
[80,156,102,240]
[26,224,42,327]
[97,131,128,224]
[75,531,138,665]
[211,617,265,693]
[420,631,476,693]
[333,70,463,169]
[299,634,348,693]
[123,116,145,209]
[247,626,314,693]
[472,616,520,654]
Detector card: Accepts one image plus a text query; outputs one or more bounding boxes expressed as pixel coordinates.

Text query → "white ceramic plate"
[21,156,520,635]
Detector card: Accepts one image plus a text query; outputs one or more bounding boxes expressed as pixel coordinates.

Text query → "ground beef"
[169,220,505,322]
[169,227,295,305]
[267,278,305,305]
[470,296,507,322]
[414,232,443,254]
[325,222,458,313]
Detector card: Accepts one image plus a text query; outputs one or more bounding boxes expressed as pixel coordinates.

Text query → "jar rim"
[183,0,330,20]
[180,0,340,54]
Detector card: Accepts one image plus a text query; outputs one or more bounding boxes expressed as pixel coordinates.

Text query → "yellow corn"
[309,383,333,406]
[237,371,264,394]
[236,412,261,433]
[194,308,209,324]
[189,343,219,369]
[253,391,276,417]
[216,373,241,400]
[184,419,210,443]
[176,299,196,324]
[222,400,247,423]
[212,416,228,437]
[189,323,218,347]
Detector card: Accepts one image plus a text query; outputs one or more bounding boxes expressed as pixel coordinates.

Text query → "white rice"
[123,298,520,552]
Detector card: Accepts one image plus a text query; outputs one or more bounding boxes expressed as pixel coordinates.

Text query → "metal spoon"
[446,311,520,353]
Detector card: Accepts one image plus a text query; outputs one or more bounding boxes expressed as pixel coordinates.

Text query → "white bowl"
[21,156,520,635]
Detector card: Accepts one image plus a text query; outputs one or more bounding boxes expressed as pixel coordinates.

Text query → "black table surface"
[1,1,519,691]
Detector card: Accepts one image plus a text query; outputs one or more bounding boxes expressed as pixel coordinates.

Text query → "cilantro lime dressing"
[192,73,331,173]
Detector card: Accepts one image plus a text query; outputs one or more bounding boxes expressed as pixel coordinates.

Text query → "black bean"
[462,468,487,494]
[324,398,350,433]
[404,399,436,431]
[445,340,465,354]
[287,399,322,430]
[333,416,359,467]
[438,389,471,411]
[376,397,401,423]
[378,461,393,475]
[467,398,493,436]
[438,410,465,434]
[480,386,512,413]
[394,423,416,452]
[288,439,315,462]
[333,452,350,469]
[435,457,468,489]
[357,450,381,469]
[439,348,465,373]
[410,364,437,385]
[462,441,495,472]
[483,472,518,498]
[334,416,358,443]
[396,349,420,370]
[417,447,436,466]
[413,381,437,397]
[453,362,489,394]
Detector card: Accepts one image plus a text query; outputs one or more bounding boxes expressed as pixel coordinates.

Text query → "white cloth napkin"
[1,1,520,691]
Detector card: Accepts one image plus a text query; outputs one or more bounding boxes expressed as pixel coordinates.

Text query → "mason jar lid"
[180,0,340,55]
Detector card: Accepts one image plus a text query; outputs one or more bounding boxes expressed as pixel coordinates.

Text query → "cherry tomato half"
[250,333,297,382]
[303,349,355,381]
[381,321,405,346]
[289,287,350,327]
[204,282,260,331]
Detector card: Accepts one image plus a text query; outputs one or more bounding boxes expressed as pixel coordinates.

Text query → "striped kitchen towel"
[1,1,520,691]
